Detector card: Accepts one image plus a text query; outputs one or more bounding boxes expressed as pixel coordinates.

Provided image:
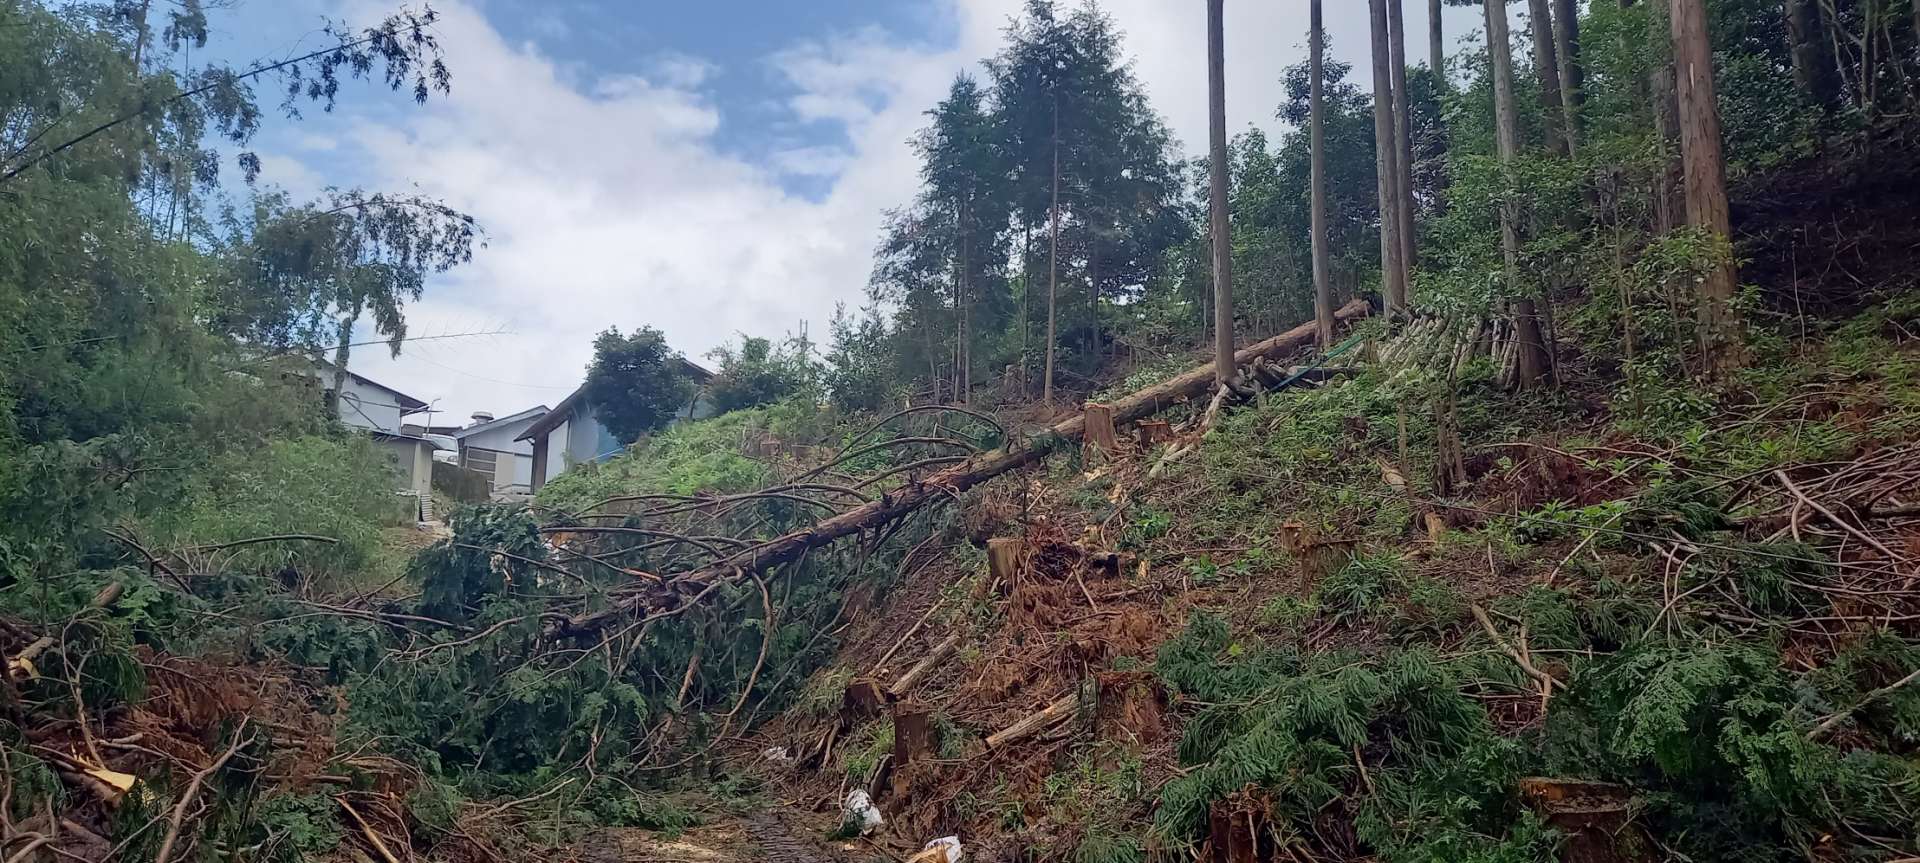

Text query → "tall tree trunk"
[1020,224,1032,393]
[1389,0,1419,287]
[1489,0,1551,388]
[1671,0,1745,374]
[958,199,971,402]
[1430,0,1447,87]
[1208,0,1236,385]
[1553,0,1585,146]
[1311,0,1338,349]
[1526,0,1572,156]
[1649,0,1686,232]
[1044,104,1061,404]
[1786,0,1840,111]
[1368,0,1408,313]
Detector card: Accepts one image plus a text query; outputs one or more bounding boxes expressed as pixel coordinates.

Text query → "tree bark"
[1429,0,1447,87]
[556,301,1372,638]
[1649,0,1686,233]
[1526,0,1572,157]
[1786,0,1839,111]
[1208,0,1236,385]
[1368,0,1408,312]
[1671,0,1745,374]
[1044,103,1062,404]
[1310,0,1338,348]
[1489,0,1551,388]
[1389,0,1419,285]
[1553,0,1585,146]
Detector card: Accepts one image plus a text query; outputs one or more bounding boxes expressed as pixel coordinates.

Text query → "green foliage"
[251,792,345,863]
[1317,553,1405,622]
[1152,613,1530,861]
[705,334,820,413]
[585,326,699,443]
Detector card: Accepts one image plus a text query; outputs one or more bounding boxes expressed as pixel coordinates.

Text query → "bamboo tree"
[1671,0,1745,374]
[1368,0,1408,312]
[1487,0,1551,387]
[1207,0,1235,384]
[1310,0,1337,348]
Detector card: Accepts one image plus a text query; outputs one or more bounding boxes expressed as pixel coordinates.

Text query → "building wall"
[539,418,572,485]
[380,437,433,504]
[336,376,409,433]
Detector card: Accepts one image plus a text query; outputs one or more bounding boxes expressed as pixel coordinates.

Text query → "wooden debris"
[888,631,961,697]
[985,690,1080,749]
[1135,420,1173,447]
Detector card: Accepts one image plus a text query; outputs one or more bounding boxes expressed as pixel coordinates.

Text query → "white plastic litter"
[908,836,964,863]
[761,746,790,762]
[842,789,884,835]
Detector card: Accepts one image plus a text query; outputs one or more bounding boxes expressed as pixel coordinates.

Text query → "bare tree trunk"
[1368,0,1408,313]
[1787,0,1840,110]
[1649,0,1686,233]
[958,199,971,402]
[1553,0,1585,146]
[1672,0,1745,375]
[1208,0,1236,385]
[1311,0,1338,348]
[1489,0,1550,388]
[1527,0,1572,156]
[1044,103,1061,404]
[1389,0,1419,285]
[1430,0,1447,86]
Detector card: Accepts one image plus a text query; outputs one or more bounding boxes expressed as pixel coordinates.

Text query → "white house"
[309,362,441,509]
[518,360,714,492]
[451,405,549,497]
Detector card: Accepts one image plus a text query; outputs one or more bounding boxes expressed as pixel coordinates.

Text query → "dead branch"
[1471,604,1563,696]
[1772,469,1911,570]
[1808,664,1920,740]
[154,720,249,863]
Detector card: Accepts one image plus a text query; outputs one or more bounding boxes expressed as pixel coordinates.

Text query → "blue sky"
[190,0,1486,420]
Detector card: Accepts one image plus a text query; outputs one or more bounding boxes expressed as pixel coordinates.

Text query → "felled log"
[558,300,1370,637]
[985,689,1081,749]
[888,631,961,697]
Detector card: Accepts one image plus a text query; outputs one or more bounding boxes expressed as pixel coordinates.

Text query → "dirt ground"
[576,810,884,863]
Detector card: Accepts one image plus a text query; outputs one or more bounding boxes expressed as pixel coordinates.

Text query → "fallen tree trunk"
[558,299,1370,636]
[888,631,961,696]
[985,690,1081,749]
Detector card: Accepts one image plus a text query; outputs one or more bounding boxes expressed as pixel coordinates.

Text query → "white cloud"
[342,0,1494,417]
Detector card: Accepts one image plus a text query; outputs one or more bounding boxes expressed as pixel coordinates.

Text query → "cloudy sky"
[213,0,1489,422]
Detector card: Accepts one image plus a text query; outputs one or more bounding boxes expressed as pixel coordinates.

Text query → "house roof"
[453,404,550,439]
[516,357,714,442]
[314,360,429,412]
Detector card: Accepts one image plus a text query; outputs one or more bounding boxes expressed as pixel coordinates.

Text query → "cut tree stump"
[888,631,961,697]
[889,701,937,797]
[985,690,1081,749]
[986,538,1024,587]
[1135,420,1173,447]
[1518,777,1652,863]
[841,677,888,723]
[1083,402,1119,455]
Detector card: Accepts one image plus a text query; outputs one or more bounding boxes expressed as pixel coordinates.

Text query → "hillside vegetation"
[3,0,1920,862]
